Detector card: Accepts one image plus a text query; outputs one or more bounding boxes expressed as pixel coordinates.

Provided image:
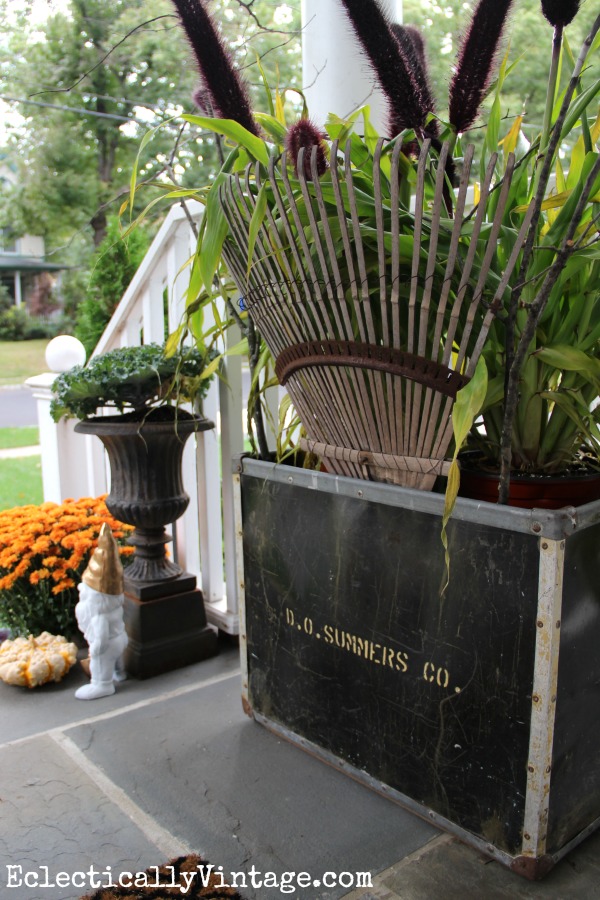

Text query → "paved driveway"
[0,386,38,427]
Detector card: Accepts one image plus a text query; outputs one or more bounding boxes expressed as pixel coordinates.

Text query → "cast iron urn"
[76,408,213,593]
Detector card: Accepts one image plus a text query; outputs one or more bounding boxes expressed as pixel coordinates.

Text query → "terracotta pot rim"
[458,451,600,483]
[459,466,600,486]
[458,457,600,508]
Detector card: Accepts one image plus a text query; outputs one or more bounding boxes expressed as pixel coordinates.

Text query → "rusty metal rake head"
[219,138,533,488]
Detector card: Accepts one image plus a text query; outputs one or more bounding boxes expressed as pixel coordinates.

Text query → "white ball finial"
[45,335,87,373]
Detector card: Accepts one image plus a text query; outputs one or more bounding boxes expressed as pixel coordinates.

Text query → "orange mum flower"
[0,496,134,638]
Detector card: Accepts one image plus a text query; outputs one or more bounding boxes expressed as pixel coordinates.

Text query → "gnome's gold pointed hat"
[82,523,124,595]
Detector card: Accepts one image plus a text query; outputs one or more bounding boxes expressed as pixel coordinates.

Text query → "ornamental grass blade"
[200,149,242,293]
[183,115,270,166]
[560,79,600,140]
[535,345,600,384]
[441,357,488,593]
[247,182,269,278]
[254,113,288,143]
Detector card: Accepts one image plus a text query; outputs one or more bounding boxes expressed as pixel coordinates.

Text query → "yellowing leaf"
[500,114,523,158]
[591,109,600,145]
[164,327,184,358]
[275,88,286,125]
[511,188,600,214]
[567,135,586,190]
[247,182,269,278]
[556,158,567,194]
[440,357,488,594]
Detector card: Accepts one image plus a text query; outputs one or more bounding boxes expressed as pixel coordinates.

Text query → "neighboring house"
[0,228,65,311]
[0,158,65,312]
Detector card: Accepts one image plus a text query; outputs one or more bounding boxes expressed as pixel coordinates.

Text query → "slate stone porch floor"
[1,635,598,900]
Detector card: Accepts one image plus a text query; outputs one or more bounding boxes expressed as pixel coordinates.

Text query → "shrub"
[0,496,133,639]
[0,307,59,341]
[75,217,150,356]
[0,282,11,312]
[0,307,29,341]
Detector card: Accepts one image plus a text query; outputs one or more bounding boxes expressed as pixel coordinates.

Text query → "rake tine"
[416,144,475,457]
[442,151,499,364]
[454,153,516,371]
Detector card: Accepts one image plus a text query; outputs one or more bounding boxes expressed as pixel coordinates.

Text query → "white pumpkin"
[0,632,78,688]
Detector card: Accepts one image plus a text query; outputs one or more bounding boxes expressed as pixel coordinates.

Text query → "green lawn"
[0,339,49,386]
[0,427,39,449]
[0,456,43,510]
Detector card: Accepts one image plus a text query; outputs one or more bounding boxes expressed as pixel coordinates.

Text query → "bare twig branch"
[29,15,176,98]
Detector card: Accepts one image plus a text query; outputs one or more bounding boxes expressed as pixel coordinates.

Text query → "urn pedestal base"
[124,569,197,601]
[123,580,218,679]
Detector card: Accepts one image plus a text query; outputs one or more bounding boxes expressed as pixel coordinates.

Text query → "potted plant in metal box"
[162,0,600,514]
[139,0,600,877]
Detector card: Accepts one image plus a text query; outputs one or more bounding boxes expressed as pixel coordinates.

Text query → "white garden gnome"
[75,523,128,700]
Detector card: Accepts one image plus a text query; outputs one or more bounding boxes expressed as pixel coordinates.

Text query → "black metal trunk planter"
[234,457,600,880]
[76,409,218,677]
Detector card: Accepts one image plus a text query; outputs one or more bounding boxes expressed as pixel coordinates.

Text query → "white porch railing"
[28,200,252,635]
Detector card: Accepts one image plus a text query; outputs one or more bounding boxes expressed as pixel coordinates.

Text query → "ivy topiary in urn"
[51,343,218,677]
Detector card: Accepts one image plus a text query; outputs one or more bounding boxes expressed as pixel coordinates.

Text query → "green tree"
[402,0,597,141]
[0,0,197,254]
[0,0,301,355]
[0,0,301,261]
[75,215,150,356]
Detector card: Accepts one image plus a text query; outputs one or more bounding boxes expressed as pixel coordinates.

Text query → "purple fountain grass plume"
[192,86,213,115]
[286,119,328,180]
[541,0,581,26]
[338,0,433,138]
[171,0,260,136]
[397,25,427,67]
[449,0,514,134]
[539,0,582,157]
[390,23,439,138]
[390,22,459,195]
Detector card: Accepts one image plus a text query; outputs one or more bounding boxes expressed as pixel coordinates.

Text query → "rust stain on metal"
[510,854,555,881]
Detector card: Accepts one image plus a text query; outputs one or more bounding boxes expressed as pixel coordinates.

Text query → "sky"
[0,1,72,141]
[15,0,70,25]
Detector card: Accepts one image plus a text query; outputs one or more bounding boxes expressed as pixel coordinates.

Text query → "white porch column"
[14,271,22,307]
[301,0,403,133]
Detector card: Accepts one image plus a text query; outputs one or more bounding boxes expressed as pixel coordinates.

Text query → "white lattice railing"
[27,200,252,635]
